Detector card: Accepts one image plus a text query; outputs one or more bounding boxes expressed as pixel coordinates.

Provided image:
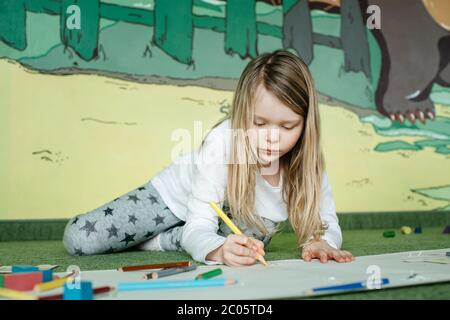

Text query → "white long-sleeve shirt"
[150,119,342,263]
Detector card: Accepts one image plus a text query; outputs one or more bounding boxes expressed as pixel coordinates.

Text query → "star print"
[71,217,79,225]
[105,247,115,254]
[79,220,97,237]
[148,194,158,204]
[128,214,138,225]
[138,186,146,191]
[127,194,140,204]
[74,248,84,256]
[103,207,114,217]
[120,233,136,246]
[144,231,154,238]
[106,224,119,238]
[153,214,165,226]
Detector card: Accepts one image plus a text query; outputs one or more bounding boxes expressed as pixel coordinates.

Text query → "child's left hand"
[301,239,354,263]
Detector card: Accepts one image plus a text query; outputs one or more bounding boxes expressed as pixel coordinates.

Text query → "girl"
[63,50,354,266]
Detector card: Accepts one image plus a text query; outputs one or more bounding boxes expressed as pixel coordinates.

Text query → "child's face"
[248,85,304,167]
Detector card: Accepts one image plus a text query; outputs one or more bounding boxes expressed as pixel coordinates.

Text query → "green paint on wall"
[375,141,422,152]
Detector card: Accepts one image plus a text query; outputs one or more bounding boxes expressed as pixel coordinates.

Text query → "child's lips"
[259,148,279,155]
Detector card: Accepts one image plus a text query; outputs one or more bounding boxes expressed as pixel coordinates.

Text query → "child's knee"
[63,217,97,256]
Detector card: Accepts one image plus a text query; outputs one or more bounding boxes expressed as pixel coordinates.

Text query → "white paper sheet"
[3,249,450,299]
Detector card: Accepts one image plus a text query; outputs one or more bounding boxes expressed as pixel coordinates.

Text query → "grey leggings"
[63,179,278,256]
[63,180,184,256]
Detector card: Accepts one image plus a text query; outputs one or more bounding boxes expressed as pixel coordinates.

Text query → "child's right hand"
[209,234,265,267]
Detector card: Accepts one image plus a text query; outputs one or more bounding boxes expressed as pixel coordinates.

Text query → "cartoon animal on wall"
[280,0,450,124]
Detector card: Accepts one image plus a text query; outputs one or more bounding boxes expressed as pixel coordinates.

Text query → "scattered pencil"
[195,268,223,280]
[209,201,268,266]
[144,265,197,280]
[118,261,192,272]
[39,286,114,300]
[304,278,390,295]
[34,272,75,292]
[118,278,236,292]
[0,288,38,300]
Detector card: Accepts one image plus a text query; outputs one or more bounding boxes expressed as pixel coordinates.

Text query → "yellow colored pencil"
[209,201,268,266]
[0,288,38,300]
[34,275,74,292]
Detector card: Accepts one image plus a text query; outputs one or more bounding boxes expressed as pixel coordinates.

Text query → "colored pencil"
[209,201,268,266]
[307,278,390,294]
[38,286,114,300]
[0,288,38,300]
[118,278,236,292]
[34,272,75,292]
[195,268,223,280]
[144,265,197,280]
[118,261,192,272]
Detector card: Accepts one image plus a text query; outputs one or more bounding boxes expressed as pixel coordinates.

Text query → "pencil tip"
[257,255,268,266]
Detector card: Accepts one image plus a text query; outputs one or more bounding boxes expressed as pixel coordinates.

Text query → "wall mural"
[0,0,449,219]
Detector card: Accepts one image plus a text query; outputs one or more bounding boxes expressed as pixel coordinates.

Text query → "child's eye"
[282,125,294,130]
[254,122,265,126]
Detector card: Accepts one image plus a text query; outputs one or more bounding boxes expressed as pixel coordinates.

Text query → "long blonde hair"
[210,50,326,248]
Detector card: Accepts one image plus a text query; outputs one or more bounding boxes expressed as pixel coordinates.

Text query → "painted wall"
[1,0,449,220]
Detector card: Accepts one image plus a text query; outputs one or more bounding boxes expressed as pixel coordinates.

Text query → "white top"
[150,119,342,263]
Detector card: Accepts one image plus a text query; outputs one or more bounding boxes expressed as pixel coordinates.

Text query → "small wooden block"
[63,281,93,300]
[4,272,44,291]
[41,270,53,282]
[400,226,412,235]
[11,265,39,273]
[0,275,4,288]
[383,230,395,238]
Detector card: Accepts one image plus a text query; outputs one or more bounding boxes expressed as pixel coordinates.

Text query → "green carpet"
[1,211,449,241]
[0,227,449,299]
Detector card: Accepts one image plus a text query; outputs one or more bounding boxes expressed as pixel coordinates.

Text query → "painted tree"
[225,0,257,59]
[153,0,194,65]
[0,0,27,51]
[283,0,313,65]
[60,0,100,61]
[340,0,371,79]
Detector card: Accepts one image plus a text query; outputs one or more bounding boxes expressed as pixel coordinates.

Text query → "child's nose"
[265,127,280,143]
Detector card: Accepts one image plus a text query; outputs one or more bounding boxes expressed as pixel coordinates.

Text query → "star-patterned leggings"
[63,180,185,256]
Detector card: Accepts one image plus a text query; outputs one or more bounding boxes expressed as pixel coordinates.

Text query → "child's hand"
[301,239,354,263]
[221,234,266,267]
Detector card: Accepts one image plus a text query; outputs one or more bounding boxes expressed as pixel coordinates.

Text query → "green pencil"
[195,268,223,280]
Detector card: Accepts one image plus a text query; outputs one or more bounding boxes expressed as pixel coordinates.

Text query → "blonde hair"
[209,50,326,248]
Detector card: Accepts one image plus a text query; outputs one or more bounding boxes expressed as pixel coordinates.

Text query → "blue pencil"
[118,278,236,292]
[311,278,390,293]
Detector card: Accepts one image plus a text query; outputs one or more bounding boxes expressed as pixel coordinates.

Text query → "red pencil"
[118,261,192,272]
[38,286,114,300]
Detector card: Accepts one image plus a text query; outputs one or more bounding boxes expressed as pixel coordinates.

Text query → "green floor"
[1,227,449,299]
